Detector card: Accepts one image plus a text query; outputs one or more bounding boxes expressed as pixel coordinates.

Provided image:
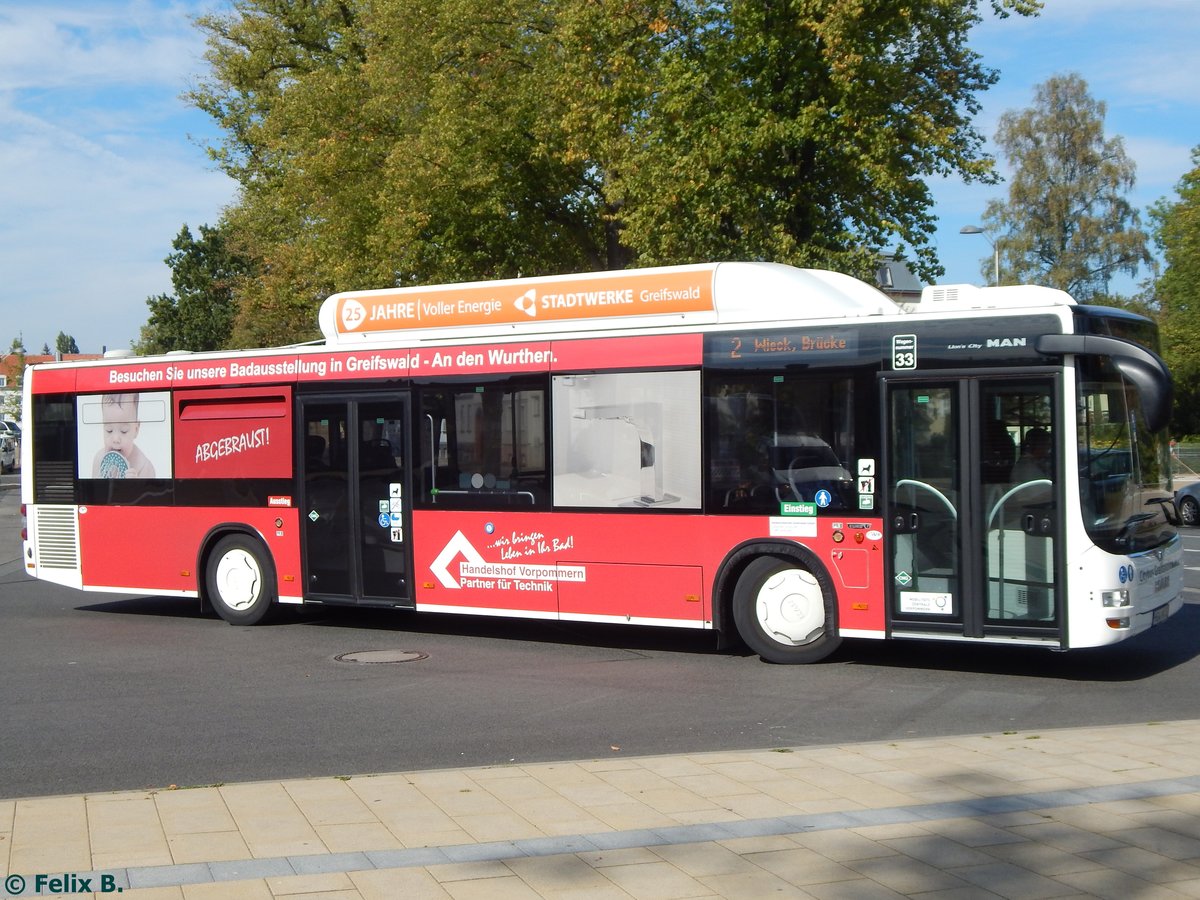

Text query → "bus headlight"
[1101,589,1130,608]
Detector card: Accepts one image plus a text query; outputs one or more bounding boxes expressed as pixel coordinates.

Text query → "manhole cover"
[334,649,428,664]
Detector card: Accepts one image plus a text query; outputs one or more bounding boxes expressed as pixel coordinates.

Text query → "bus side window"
[416,378,549,510]
[704,373,858,513]
[551,371,701,509]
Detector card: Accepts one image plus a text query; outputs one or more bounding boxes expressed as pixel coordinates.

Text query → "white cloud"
[1,0,1196,349]
[976,2,1200,108]
[928,2,1199,290]
[0,105,234,350]
[0,0,234,353]
[1125,136,1195,199]
[0,0,209,91]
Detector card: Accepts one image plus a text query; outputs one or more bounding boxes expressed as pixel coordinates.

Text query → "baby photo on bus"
[78,390,172,479]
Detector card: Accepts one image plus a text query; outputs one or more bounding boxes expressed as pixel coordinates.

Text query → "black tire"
[205,533,277,625]
[1181,496,1200,528]
[732,555,841,664]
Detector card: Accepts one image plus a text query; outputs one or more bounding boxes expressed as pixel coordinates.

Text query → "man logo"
[340,298,367,331]
[514,288,537,317]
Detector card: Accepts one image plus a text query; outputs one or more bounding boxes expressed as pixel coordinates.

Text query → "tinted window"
[416,377,548,509]
[705,372,868,514]
[31,395,77,503]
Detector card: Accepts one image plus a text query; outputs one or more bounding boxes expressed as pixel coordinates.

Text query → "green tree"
[190,0,1040,344]
[3,336,26,423]
[576,1,1035,279]
[981,73,1150,298]
[191,0,616,345]
[137,224,247,354]
[55,332,80,355]
[1151,147,1200,436]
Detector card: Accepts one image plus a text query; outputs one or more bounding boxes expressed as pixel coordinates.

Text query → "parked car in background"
[1176,480,1200,527]
[0,420,19,473]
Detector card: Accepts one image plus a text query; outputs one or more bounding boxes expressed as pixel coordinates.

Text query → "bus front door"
[886,378,1061,641]
[300,395,413,607]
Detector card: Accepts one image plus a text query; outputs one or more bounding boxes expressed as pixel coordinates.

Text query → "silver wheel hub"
[214,549,261,611]
[755,568,825,646]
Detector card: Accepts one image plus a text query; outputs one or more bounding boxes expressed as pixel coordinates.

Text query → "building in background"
[874,255,925,303]
[2,352,103,423]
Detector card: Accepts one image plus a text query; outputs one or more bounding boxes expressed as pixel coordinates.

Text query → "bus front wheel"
[732,556,841,664]
[205,534,277,626]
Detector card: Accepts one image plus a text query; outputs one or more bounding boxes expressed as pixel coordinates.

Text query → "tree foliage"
[1151,147,1200,436]
[981,73,1150,299]
[55,332,80,355]
[3,336,26,422]
[137,224,247,354]
[189,0,1039,344]
[584,2,1008,276]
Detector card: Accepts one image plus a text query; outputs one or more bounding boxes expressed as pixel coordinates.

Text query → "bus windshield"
[1077,353,1175,554]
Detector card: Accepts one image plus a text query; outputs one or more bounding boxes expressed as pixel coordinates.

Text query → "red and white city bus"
[19,262,1183,663]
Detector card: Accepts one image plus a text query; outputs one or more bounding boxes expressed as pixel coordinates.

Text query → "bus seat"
[305,434,328,471]
[361,439,394,471]
[982,419,1015,484]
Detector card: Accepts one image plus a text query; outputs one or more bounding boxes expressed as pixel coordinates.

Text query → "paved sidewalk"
[3,721,1200,898]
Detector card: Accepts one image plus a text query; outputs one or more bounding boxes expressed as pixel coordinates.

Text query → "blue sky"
[1,0,1197,354]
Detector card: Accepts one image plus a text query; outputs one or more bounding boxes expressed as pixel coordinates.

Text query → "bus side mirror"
[1036,334,1173,433]
[1146,496,1180,527]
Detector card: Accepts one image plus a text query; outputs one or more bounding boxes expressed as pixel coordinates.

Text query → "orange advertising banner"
[333,267,716,336]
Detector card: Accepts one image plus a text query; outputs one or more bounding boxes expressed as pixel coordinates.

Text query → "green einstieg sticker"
[780,501,817,517]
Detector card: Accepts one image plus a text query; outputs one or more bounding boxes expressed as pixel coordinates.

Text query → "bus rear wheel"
[206,534,277,626]
[732,556,841,664]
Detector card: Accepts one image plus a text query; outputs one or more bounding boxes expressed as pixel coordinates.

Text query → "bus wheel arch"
[717,542,842,664]
[200,529,279,626]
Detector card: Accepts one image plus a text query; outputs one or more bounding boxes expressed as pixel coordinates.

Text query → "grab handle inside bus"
[425,413,437,499]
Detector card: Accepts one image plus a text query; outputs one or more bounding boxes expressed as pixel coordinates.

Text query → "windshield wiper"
[1115,512,1156,545]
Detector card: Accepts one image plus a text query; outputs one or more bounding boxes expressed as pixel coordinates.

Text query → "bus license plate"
[1152,604,1169,626]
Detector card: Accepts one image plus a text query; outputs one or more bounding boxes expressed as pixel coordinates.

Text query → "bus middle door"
[300,394,413,608]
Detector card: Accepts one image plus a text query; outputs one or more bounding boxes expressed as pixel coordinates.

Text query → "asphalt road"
[2,476,1199,799]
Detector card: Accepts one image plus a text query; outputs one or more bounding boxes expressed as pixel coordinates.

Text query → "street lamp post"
[960,225,999,286]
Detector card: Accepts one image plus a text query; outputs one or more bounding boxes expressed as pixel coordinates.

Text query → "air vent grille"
[34,505,80,570]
